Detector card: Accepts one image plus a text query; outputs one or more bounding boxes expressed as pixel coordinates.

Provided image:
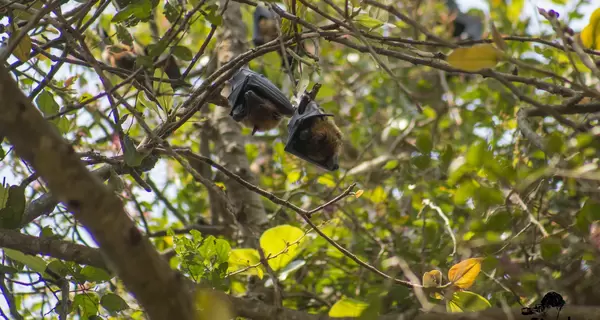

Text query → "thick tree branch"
[0,64,196,319]
[0,229,106,269]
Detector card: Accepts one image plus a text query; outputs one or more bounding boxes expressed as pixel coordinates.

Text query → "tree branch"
[0,63,196,319]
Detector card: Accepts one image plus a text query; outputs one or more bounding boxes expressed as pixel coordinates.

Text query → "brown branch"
[0,228,106,270]
[0,63,196,319]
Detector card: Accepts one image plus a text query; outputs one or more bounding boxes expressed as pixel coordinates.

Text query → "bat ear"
[284,98,338,171]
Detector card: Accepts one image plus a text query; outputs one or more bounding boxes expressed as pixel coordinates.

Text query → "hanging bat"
[227,67,294,135]
[102,43,138,71]
[445,0,483,40]
[253,5,279,47]
[98,26,186,90]
[284,96,342,171]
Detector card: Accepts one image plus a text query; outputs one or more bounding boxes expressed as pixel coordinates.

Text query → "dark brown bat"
[297,116,342,164]
[285,97,343,171]
[241,91,285,135]
[102,44,138,71]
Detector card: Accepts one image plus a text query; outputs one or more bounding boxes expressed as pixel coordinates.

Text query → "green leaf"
[466,141,486,167]
[446,291,491,312]
[163,1,181,24]
[329,298,369,317]
[286,170,302,184]
[540,237,562,260]
[112,5,136,23]
[317,175,336,188]
[36,90,60,115]
[74,293,100,318]
[383,160,399,170]
[112,0,152,23]
[100,293,129,313]
[259,225,307,271]
[213,238,231,265]
[172,46,193,61]
[137,91,163,120]
[3,248,47,276]
[204,4,223,26]
[123,134,146,167]
[416,132,433,154]
[115,24,133,46]
[153,68,174,111]
[0,185,25,228]
[80,266,113,283]
[0,264,18,274]
[0,184,7,209]
[354,14,384,29]
[227,248,263,278]
[46,260,69,278]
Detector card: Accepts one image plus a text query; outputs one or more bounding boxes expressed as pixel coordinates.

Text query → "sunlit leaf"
[195,289,233,320]
[260,225,307,271]
[354,14,385,29]
[448,258,483,289]
[80,266,113,283]
[3,248,47,276]
[329,297,369,317]
[447,44,501,71]
[227,248,263,278]
[10,32,32,62]
[74,293,99,318]
[580,8,600,50]
[446,291,491,312]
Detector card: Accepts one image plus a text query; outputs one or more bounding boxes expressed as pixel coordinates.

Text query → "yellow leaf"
[447,44,501,71]
[580,8,600,50]
[422,270,442,288]
[329,298,369,317]
[10,32,32,62]
[195,289,233,320]
[447,258,483,289]
[354,189,364,198]
[227,248,264,279]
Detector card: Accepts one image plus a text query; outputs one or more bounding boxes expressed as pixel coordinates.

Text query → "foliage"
[0,0,599,319]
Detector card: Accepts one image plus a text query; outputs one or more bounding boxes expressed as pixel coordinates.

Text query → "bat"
[253,5,279,47]
[284,96,342,171]
[102,43,138,71]
[227,67,295,135]
[445,0,483,40]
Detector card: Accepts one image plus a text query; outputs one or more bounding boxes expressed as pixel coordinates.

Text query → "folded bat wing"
[228,68,294,121]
